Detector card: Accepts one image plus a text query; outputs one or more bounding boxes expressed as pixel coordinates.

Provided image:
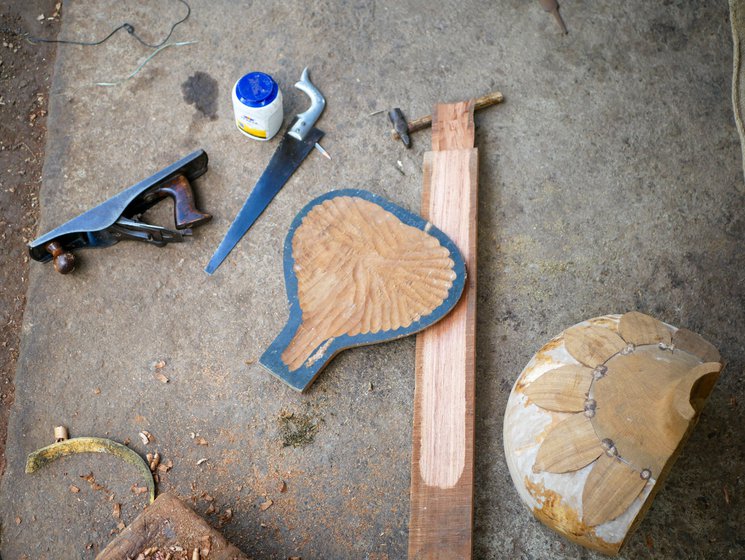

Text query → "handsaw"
[205,67,328,275]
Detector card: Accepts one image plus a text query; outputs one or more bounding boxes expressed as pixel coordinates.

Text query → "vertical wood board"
[409,101,478,559]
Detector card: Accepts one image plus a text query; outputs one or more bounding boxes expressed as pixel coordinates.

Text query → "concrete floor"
[2,1,744,558]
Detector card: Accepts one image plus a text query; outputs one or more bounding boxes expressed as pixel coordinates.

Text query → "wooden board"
[409,101,478,559]
[260,189,467,392]
[97,493,249,560]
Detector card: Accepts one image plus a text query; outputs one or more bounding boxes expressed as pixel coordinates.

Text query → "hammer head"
[388,108,411,148]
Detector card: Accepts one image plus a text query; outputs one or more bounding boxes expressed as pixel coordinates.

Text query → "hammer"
[389,90,504,147]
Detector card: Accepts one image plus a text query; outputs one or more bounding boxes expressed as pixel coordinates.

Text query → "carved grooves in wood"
[281,196,457,371]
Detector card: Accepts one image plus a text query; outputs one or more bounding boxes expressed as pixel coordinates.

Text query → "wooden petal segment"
[619,312,672,346]
[673,328,721,363]
[534,414,602,474]
[564,325,627,367]
[582,454,648,527]
[524,365,593,412]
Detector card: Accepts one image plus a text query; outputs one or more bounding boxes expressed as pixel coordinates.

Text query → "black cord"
[1,0,190,49]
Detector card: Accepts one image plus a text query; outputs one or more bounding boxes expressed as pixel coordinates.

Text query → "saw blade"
[205,127,324,275]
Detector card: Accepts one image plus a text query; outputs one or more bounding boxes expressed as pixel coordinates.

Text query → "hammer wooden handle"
[392,90,504,139]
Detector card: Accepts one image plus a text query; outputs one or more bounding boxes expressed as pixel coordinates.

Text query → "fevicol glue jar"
[232,72,283,141]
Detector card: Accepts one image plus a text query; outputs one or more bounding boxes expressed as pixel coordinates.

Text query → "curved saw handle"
[288,67,326,141]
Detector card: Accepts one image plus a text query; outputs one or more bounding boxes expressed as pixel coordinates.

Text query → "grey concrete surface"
[2,1,744,558]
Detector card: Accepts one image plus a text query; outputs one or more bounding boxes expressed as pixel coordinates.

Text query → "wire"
[1,0,190,49]
[94,40,195,86]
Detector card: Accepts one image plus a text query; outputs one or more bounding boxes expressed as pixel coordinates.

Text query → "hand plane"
[28,150,212,274]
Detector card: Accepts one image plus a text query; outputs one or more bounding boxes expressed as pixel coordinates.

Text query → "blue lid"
[236,72,279,107]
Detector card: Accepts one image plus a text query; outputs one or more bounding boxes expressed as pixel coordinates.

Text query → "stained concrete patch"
[1,1,744,559]
[182,71,219,119]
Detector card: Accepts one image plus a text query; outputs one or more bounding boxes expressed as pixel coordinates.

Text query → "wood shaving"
[194,437,208,446]
[69,485,80,493]
[131,484,148,495]
[158,459,173,473]
[113,503,121,519]
[279,480,287,493]
[219,508,233,524]
[79,472,105,492]
[205,504,216,515]
[149,452,161,471]
[15,516,21,524]
[139,431,153,445]
[259,498,273,511]
[93,388,101,395]
[196,458,208,465]
[199,535,211,556]
[154,360,166,370]
[155,372,170,383]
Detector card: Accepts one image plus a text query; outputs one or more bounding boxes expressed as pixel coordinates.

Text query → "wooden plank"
[98,493,250,560]
[409,101,478,559]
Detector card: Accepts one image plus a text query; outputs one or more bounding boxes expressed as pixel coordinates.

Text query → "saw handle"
[46,241,75,274]
[288,67,326,141]
[149,174,212,230]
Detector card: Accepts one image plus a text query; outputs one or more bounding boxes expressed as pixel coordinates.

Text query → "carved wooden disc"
[260,190,467,392]
[503,313,722,555]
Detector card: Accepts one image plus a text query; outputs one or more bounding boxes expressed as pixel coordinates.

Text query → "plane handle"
[148,174,212,230]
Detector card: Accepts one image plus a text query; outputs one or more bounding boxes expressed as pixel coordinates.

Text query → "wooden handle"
[392,91,504,139]
[472,90,505,112]
[46,241,75,274]
[150,174,212,229]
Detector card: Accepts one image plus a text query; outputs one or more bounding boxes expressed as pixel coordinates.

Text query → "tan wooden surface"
[581,453,648,528]
[522,364,593,412]
[409,101,478,559]
[533,413,602,474]
[524,313,723,531]
[280,195,458,371]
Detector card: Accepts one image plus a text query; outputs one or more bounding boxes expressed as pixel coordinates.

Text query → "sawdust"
[279,412,319,448]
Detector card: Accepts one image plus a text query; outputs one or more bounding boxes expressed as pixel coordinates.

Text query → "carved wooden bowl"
[503,312,722,555]
[260,190,466,392]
